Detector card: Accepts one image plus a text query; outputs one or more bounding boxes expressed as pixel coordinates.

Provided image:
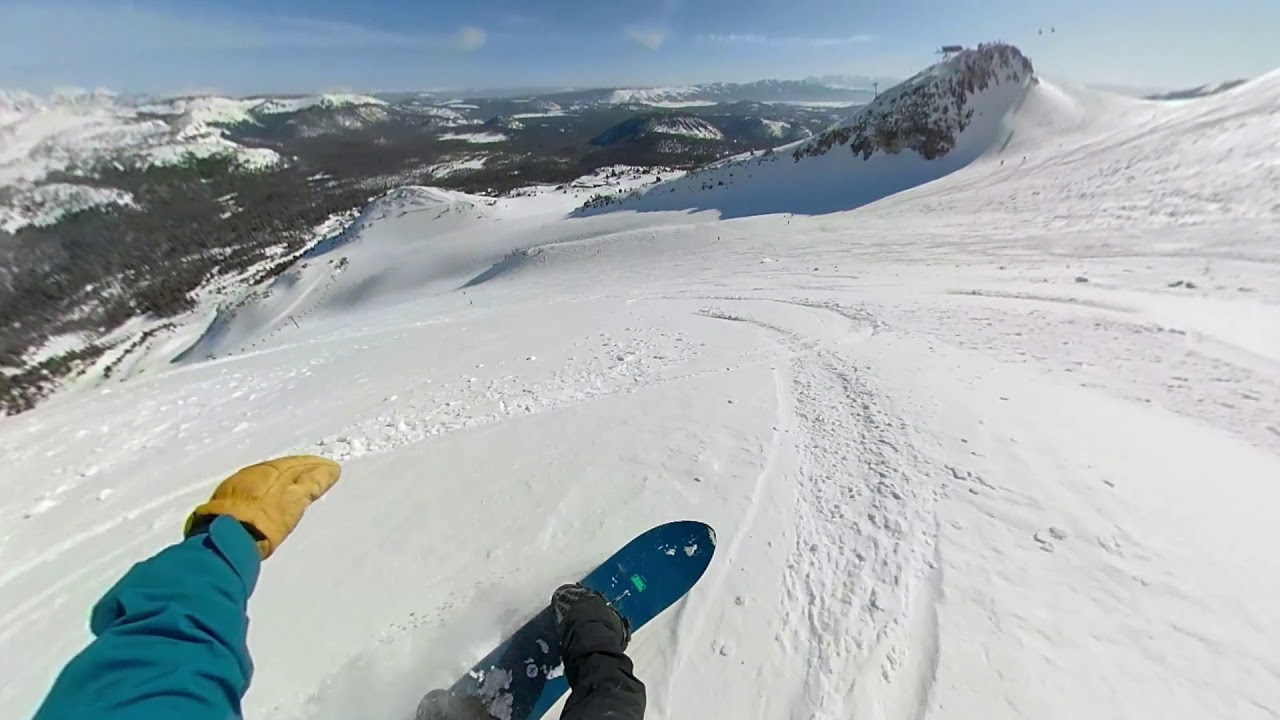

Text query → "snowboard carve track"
[699,298,940,718]
[947,288,1138,313]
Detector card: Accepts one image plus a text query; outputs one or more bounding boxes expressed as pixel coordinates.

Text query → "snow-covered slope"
[760,118,790,137]
[607,85,702,104]
[0,183,138,233]
[137,95,262,129]
[0,89,285,231]
[583,43,1036,217]
[399,103,475,127]
[288,105,393,137]
[3,48,1280,720]
[651,117,723,140]
[590,114,728,147]
[0,90,433,231]
[0,89,280,186]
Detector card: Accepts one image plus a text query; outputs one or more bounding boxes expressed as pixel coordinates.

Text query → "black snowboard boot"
[551,584,645,720]
[415,689,491,720]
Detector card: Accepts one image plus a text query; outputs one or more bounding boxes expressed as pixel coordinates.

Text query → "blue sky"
[1,0,1278,95]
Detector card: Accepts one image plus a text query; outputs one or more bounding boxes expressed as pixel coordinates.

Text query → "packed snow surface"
[2,61,1280,720]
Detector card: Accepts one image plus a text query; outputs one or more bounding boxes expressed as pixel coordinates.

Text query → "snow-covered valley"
[2,48,1279,720]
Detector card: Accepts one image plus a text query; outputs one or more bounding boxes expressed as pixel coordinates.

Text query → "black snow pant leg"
[559,621,646,720]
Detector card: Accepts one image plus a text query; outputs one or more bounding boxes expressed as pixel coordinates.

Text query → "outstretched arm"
[33,515,261,720]
[31,455,342,720]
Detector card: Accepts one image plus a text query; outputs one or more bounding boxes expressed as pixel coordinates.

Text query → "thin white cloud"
[457,26,487,51]
[697,32,876,47]
[809,34,876,47]
[626,25,667,50]
[698,33,768,44]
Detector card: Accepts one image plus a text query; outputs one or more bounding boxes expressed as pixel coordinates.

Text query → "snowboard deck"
[420,520,715,720]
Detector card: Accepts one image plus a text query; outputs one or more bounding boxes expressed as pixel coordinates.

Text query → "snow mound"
[651,117,723,140]
[174,186,508,360]
[170,168,689,363]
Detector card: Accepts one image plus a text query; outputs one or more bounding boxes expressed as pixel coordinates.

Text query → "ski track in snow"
[3,63,1280,720]
[698,298,942,720]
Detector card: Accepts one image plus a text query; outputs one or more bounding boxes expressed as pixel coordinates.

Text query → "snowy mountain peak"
[607,86,701,105]
[600,79,872,106]
[48,87,118,107]
[0,88,45,115]
[580,43,1038,218]
[795,42,1035,163]
[253,93,388,116]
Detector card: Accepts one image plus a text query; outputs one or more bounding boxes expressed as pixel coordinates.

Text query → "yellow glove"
[184,455,342,560]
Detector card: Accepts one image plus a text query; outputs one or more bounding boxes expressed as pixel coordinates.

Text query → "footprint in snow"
[1033,527,1068,552]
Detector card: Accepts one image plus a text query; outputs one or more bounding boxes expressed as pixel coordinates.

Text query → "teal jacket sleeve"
[32,515,262,720]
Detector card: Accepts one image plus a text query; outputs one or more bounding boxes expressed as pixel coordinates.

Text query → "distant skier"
[27,455,645,720]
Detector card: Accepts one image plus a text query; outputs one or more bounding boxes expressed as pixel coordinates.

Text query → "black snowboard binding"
[416,585,639,720]
[551,583,631,656]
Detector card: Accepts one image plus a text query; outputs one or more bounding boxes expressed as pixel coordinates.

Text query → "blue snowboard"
[424,521,715,720]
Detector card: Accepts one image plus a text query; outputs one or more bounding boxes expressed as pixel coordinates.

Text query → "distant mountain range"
[0,78,872,233]
[396,78,879,107]
[476,79,875,106]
